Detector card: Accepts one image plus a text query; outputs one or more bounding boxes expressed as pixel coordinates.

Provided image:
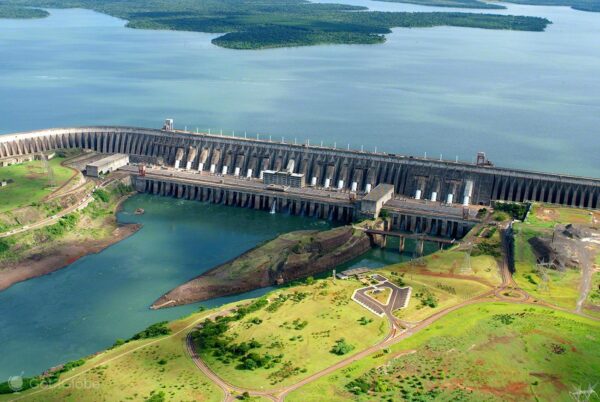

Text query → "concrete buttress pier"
[1,123,599,226]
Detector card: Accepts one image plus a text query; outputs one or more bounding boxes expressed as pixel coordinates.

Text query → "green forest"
[1,0,551,49]
[0,5,48,18]
[377,0,600,13]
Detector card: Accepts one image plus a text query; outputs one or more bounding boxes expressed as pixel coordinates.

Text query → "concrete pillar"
[446,193,453,204]
[417,239,424,256]
[430,191,437,202]
[351,182,358,192]
[399,237,405,253]
[365,183,372,193]
[247,168,253,178]
[210,164,216,174]
[234,167,240,176]
[311,177,317,186]
[198,162,204,172]
[222,165,228,175]
[415,189,422,200]
[338,180,344,190]
[174,160,180,169]
[324,178,330,188]
[586,190,594,208]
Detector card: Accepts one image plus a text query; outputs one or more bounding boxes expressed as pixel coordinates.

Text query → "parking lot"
[351,275,411,317]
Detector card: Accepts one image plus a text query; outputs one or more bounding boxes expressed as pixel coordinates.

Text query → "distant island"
[2,0,551,49]
[376,0,600,13]
[0,5,48,19]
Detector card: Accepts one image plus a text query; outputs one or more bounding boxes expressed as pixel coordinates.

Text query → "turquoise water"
[0,3,599,176]
[0,195,406,379]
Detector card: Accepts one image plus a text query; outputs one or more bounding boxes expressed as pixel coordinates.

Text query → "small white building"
[86,154,129,177]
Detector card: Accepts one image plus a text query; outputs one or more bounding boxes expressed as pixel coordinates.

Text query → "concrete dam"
[1,122,599,238]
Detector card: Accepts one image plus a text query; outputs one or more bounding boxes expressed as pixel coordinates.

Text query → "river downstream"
[0,195,419,380]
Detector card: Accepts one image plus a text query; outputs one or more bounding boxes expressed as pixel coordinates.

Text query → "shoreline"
[0,222,141,292]
[0,190,140,292]
[151,227,372,309]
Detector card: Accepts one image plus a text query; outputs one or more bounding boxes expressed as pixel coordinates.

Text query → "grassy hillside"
[0,309,224,401]
[2,0,550,49]
[288,302,600,401]
[0,181,133,265]
[0,157,75,213]
[193,279,388,389]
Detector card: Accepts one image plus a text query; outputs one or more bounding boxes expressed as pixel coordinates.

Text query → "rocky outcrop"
[151,226,371,309]
[528,224,599,271]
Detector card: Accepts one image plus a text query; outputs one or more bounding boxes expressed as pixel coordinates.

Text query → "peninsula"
[151,226,371,308]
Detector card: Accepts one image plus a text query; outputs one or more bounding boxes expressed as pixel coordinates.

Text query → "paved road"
[120,165,353,205]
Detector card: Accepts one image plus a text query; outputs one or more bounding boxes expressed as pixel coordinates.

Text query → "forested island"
[376,0,600,13]
[2,0,550,49]
[0,5,48,18]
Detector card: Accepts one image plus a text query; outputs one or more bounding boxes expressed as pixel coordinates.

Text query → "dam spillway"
[1,123,599,235]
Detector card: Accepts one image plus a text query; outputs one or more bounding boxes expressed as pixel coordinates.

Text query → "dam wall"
[1,125,599,209]
[134,175,355,222]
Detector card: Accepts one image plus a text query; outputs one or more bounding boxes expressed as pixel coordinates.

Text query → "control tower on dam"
[1,121,599,210]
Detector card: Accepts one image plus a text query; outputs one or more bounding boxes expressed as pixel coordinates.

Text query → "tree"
[331,338,355,355]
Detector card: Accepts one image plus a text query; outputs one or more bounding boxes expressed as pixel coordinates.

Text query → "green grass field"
[527,203,599,229]
[514,225,581,309]
[584,272,600,319]
[386,247,501,286]
[197,280,387,390]
[0,157,74,213]
[384,271,491,322]
[0,309,224,402]
[288,303,600,402]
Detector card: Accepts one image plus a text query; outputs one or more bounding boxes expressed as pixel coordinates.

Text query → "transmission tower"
[569,384,598,402]
[40,153,55,187]
[460,243,473,274]
[535,261,551,292]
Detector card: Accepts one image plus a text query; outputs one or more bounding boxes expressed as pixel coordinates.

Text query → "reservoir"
[0,3,599,177]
